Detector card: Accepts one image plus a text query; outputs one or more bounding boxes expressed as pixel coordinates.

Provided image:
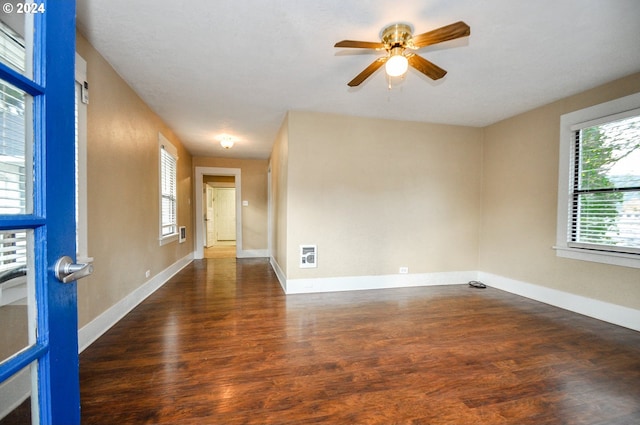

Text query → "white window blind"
[0,20,25,74]
[0,81,26,215]
[0,21,27,215]
[0,22,28,272]
[159,135,178,242]
[569,113,640,254]
[0,230,26,273]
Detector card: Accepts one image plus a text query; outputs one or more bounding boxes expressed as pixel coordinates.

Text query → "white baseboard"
[237,249,269,258]
[268,263,639,331]
[78,253,194,353]
[270,257,287,293]
[479,272,640,332]
[284,271,478,294]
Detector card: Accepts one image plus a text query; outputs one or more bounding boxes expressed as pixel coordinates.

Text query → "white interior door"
[205,186,215,247]
[215,188,236,241]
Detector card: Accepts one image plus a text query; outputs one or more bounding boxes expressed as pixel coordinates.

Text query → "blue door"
[0,2,81,424]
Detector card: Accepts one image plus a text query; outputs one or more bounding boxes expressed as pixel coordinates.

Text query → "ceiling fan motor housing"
[381,23,413,49]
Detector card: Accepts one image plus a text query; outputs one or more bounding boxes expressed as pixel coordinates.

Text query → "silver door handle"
[54,256,94,283]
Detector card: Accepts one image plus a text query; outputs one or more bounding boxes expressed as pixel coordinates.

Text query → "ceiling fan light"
[385,54,408,77]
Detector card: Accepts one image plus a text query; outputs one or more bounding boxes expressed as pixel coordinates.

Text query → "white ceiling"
[76,0,640,159]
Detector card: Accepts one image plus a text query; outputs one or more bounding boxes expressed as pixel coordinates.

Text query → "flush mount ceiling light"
[334,21,470,87]
[219,135,234,149]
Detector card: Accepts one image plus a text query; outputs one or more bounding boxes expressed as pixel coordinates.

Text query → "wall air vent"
[299,245,317,268]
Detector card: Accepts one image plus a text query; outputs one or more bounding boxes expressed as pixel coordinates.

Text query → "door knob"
[54,256,94,283]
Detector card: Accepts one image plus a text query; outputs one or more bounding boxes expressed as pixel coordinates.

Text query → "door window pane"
[0,361,38,425]
[0,81,32,215]
[0,10,32,78]
[0,229,34,365]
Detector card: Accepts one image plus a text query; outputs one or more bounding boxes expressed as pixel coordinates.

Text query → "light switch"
[242,200,249,206]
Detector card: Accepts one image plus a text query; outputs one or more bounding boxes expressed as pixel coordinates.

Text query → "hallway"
[79,258,640,424]
[204,244,237,259]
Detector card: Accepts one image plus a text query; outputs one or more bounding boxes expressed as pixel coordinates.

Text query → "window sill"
[554,245,640,269]
[159,234,179,246]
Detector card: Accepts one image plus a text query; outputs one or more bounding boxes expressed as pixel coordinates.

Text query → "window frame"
[159,133,179,245]
[75,52,91,263]
[556,92,640,269]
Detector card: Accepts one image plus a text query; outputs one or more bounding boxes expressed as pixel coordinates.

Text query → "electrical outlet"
[145,270,151,278]
[399,267,409,274]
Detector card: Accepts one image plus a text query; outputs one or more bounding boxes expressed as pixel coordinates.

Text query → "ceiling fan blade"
[411,21,470,48]
[347,57,387,87]
[407,54,447,80]
[335,40,385,49]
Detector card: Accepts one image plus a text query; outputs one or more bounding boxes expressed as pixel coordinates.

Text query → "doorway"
[194,167,242,260]
[204,177,236,259]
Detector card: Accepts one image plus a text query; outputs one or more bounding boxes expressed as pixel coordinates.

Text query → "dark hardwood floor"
[80,258,640,424]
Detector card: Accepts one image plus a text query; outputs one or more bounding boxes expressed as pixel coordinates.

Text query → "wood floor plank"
[80,258,640,424]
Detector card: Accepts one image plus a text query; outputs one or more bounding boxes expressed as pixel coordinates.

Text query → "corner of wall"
[269,256,287,293]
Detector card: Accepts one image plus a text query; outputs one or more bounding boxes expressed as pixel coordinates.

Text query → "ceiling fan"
[335,21,470,87]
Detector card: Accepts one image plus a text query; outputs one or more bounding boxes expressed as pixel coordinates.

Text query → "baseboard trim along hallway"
[77,253,194,353]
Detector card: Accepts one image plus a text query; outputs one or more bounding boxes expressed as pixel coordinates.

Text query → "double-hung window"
[557,92,640,268]
[159,134,178,245]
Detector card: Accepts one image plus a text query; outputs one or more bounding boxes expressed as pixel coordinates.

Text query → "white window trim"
[159,133,179,246]
[556,91,640,269]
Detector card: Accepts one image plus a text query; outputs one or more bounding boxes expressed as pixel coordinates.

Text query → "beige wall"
[270,115,289,274]
[480,73,640,310]
[76,32,193,328]
[283,111,483,280]
[192,157,268,251]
